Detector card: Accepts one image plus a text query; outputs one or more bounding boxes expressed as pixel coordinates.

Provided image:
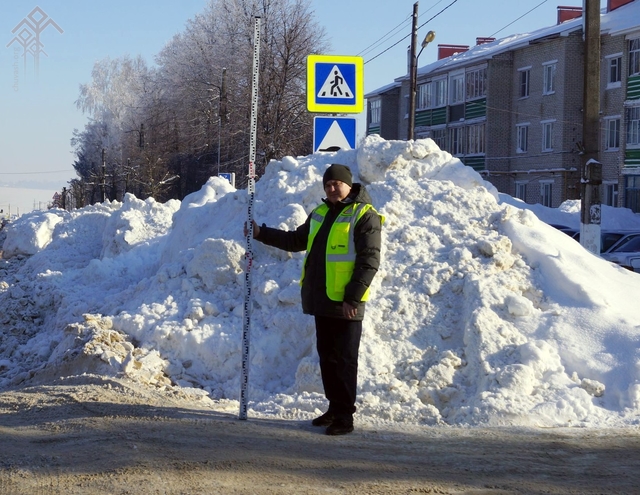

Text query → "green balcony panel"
[465,98,487,120]
[628,75,640,101]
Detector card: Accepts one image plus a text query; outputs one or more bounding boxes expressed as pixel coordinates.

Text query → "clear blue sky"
[0,0,606,190]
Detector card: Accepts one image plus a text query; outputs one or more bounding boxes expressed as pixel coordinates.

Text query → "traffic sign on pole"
[306,55,364,113]
[313,116,357,153]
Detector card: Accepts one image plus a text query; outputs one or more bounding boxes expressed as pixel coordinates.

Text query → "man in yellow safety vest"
[247,163,383,435]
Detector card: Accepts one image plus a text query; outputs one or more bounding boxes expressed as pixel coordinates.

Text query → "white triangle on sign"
[317,121,352,151]
[317,65,353,99]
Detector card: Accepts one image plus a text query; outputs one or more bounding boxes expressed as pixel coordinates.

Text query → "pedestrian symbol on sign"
[307,55,363,113]
[318,66,352,98]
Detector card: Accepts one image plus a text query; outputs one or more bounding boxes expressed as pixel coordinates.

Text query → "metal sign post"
[240,15,261,421]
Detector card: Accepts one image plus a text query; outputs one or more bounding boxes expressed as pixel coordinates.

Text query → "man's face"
[324,180,351,204]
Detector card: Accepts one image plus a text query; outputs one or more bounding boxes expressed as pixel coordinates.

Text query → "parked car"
[572,230,639,253]
[549,224,579,238]
[550,224,640,259]
[600,233,640,272]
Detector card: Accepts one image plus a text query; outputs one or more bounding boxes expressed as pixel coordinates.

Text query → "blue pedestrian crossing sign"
[307,55,364,113]
[313,116,357,153]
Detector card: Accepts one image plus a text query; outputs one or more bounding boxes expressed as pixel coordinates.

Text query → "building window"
[467,123,485,154]
[466,67,487,100]
[431,127,446,150]
[543,61,557,95]
[607,54,622,87]
[515,182,527,201]
[516,124,529,153]
[418,82,431,109]
[540,181,553,207]
[450,73,465,105]
[541,120,555,151]
[448,126,464,155]
[625,175,640,213]
[603,181,619,207]
[627,106,640,147]
[434,78,447,107]
[630,39,640,76]
[518,67,530,98]
[369,99,381,125]
[605,117,621,150]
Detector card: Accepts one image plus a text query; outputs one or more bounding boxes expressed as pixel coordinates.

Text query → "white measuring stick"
[240,15,261,421]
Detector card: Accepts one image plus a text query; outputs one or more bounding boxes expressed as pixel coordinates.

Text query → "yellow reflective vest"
[301,202,381,302]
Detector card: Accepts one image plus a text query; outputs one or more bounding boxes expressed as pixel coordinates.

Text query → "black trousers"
[314,316,363,420]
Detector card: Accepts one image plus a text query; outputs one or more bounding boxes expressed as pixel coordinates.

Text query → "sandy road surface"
[0,377,639,495]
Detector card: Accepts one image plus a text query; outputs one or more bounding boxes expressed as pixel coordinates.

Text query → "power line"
[365,1,458,65]
[489,0,550,38]
[364,0,554,68]
[357,15,412,58]
[359,0,453,59]
[416,0,458,31]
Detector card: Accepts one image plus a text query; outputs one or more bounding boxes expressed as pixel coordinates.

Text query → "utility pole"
[580,0,602,254]
[101,148,106,203]
[218,67,227,177]
[408,2,419,140]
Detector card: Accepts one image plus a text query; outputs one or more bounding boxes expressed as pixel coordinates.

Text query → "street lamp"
[408,29,436,140]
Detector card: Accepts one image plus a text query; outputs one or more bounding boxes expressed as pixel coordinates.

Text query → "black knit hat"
[323,164,353,188]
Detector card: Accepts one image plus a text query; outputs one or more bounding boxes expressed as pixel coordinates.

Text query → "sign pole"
[240,15,261,421]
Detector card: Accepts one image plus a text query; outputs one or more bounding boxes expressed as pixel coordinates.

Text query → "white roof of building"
[367,1,640,96]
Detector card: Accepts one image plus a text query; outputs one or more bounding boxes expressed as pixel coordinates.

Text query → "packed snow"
[2,134,640,428]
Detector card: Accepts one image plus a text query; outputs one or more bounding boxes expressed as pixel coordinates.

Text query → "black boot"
[325,418,354,435]
[311,411,335,427]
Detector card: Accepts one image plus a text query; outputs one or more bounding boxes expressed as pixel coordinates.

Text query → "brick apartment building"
[365,0,640,211]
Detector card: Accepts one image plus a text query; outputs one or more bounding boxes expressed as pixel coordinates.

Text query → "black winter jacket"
[255,183,382,321]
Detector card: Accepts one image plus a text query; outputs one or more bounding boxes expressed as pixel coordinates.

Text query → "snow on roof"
[364,80,401,99]
[367,0,640,95]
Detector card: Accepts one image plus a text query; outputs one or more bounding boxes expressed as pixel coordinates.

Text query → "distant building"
[365,0,640,211]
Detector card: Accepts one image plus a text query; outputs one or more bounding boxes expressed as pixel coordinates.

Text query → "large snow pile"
[2,134,640,428]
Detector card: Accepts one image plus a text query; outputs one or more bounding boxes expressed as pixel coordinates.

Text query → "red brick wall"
[437,45,469,60]
[608,0,634,12]
[557,6,582,24]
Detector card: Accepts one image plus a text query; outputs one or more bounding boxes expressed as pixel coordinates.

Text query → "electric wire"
[357,14,411,58]
[489,0,550,38]
[357,0,450,59]
[364,0,459,65]
[364,0,552,66]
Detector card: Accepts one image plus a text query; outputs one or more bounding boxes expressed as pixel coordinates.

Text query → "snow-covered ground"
[2,134,640,428]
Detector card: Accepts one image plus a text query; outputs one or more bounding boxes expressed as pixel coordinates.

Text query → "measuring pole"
[240,15,261,421]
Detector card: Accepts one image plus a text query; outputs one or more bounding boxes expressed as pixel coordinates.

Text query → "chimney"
[608,0,634,11]
[437,44,470,60]
[557,6,582,24]
[476,37,495,45]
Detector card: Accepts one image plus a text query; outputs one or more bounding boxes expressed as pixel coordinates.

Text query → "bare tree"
[70,0,329,203]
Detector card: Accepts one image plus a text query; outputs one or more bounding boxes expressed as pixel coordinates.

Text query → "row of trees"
[67,0,329,207]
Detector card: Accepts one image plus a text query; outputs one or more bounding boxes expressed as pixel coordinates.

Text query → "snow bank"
[2,135,640,428]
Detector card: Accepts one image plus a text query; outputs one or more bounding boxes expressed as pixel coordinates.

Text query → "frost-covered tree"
[73,55,154,202]
[71,0,328,203]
